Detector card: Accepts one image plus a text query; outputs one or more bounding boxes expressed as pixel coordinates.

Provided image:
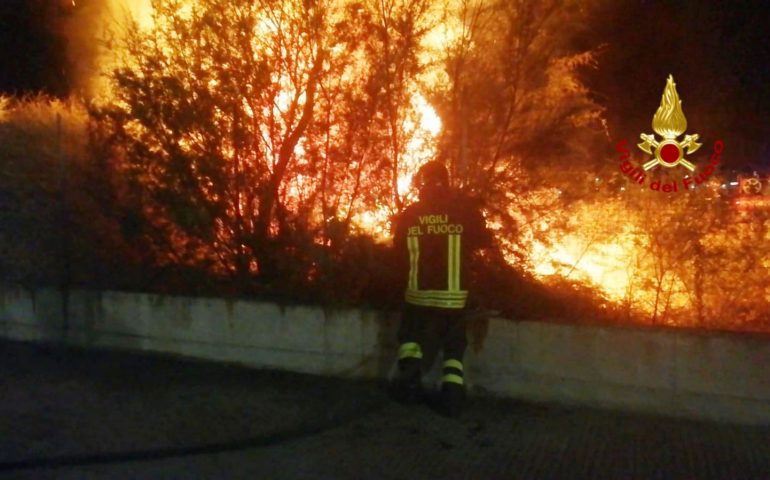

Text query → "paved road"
[1,339,768,479]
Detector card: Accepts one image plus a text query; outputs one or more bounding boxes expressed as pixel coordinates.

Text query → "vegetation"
[1,0,768,332]
[87,0,607,304]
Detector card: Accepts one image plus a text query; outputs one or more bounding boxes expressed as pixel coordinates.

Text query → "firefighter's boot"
[390,342,423,404]
[440,358,465,417]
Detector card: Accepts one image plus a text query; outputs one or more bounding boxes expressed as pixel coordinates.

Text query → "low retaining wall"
[1,287,768,425]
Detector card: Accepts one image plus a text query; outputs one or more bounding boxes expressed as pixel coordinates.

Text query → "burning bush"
[6,0,767,332]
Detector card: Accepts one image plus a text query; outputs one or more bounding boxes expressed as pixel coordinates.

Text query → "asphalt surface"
[1,339,769,480]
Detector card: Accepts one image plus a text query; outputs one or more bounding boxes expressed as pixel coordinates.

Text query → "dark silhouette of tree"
[96,0,335,289]
[92,0,435,299]
[432,0,607,262]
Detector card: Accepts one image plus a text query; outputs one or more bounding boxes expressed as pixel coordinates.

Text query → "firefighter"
[390,160,492,417]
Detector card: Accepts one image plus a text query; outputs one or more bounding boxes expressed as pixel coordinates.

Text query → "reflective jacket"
[394,192,491,309]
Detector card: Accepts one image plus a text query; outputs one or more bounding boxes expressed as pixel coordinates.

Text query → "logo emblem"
[638,75,701,172]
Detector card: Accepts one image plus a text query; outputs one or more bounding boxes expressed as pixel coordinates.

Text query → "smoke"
[59,0,152,97]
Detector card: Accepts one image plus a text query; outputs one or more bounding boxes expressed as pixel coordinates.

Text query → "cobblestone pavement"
[1,339,769,480]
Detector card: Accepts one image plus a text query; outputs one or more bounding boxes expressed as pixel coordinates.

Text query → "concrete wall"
[1,287,768,425]
[0,288,399,378]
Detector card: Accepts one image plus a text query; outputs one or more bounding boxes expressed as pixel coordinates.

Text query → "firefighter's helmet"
[416,161,449,192]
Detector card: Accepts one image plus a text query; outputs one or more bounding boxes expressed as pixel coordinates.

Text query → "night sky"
[1,0,768,167]
[585,0,770,170]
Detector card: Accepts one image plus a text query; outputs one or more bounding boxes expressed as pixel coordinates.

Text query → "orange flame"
[69,0,714,324]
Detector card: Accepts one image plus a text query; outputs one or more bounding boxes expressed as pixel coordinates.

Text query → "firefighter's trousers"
[396,303,467,387]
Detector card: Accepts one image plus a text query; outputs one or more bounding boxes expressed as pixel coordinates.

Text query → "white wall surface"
[1,287,768,424]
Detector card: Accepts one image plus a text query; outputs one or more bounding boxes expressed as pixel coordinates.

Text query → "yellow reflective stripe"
[407,236,420,291]
[404,289,468,309]
[398,342,423,360]
[408,299,463,309]
[455,234,462,290]
[446,235,451,290]
[446,234,461,291]
[405,296,465,309]
[442,359,463,371]
[405,289,468,300]
[447,234,454,290]
[442,373,464,385]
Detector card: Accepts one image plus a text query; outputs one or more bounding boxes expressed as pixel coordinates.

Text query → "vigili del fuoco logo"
[615,75,724,193]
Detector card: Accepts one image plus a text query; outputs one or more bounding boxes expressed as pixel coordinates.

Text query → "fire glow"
[75,0,681,315]
[51,0,768,328]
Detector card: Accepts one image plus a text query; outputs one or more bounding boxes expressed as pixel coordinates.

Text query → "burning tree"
[430,0,607,263]
[74,0,769,328]
[5,0,768,329]
[102,0,333,287]
[91,0,609,302]
[93,0,438,298]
